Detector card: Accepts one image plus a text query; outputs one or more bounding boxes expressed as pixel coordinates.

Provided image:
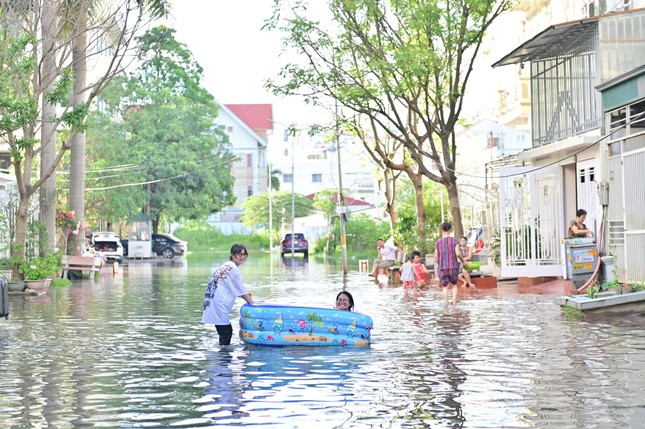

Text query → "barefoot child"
[400,254,415,296]
[411,251,430,290]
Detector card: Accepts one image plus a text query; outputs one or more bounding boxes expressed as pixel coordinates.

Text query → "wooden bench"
[62,256,101,279]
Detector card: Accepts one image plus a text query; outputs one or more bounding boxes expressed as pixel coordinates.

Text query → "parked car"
[152,233,187,259]
[281,233,308,258]
[92,231,123,263]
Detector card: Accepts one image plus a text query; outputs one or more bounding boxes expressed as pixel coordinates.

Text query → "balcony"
[497,76,531,127]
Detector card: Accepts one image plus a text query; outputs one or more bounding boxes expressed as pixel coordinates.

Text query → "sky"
[165,1,520,133]
[167,0,325,129]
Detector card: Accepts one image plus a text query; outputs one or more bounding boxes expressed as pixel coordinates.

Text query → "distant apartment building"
[270,129,379,209]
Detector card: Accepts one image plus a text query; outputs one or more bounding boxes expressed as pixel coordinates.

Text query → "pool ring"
[239,304,373,347]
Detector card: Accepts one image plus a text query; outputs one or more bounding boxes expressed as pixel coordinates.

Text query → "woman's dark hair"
[336,291,354,311]
[460,236,468,242]
[576,209,587,217]
[229,243,248,260]
[441,222,452,232]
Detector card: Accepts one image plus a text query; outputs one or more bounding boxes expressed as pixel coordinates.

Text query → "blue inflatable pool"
[239,304,373,347]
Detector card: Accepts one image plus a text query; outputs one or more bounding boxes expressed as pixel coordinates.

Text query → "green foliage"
[324,213,390,257]
[587,284,600,299]
[391,178,447,254]
[26,220,48,258]
[173,225,269,252]
[240,191,313,230]
[312,189,339,220]
[19,253,62,280]
[562,306,586,321]
[51,278,72,288]
[85,26,235,225]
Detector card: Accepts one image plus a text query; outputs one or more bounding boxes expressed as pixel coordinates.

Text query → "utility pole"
[335,103,348,276]
[291,134,295,258]
[268,163,273,252]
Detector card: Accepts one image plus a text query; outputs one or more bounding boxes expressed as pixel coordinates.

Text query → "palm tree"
[270,166,282,191]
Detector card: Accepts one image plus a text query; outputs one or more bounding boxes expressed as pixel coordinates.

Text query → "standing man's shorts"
[439,269,460,287]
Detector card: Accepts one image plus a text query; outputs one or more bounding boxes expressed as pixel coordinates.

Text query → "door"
[499,166,565,278]
[576,159,598,236]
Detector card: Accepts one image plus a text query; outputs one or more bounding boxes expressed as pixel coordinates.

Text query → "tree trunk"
[12,194,30,280]
[68,2,87,256]
[411,173,427,250]
[446,179,463,238]
[39,0,58,254]
[382,168,398,230]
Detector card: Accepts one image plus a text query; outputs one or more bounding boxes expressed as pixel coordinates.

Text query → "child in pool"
[335,291,354,311]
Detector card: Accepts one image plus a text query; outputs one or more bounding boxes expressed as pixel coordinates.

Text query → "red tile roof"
[305,193,371,206]
[225,104,273,131]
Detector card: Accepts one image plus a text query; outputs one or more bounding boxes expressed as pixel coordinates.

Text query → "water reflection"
[3,254,645,428]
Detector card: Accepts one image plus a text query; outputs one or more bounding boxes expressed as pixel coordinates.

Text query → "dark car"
[152,233,187,259]
[281,233,308,258]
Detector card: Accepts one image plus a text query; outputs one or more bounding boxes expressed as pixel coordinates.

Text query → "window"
[312,174,322,183]
[283,174,293,183]
[0,152,10,172]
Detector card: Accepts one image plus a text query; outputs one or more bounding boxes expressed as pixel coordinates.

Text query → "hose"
[576,208,606,294]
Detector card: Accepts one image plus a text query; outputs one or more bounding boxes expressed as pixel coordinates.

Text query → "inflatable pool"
[239,304,373,347]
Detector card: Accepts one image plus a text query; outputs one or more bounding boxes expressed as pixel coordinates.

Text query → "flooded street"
[2,253,645,428]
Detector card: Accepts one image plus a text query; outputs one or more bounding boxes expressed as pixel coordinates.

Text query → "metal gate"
[499,167,565,278]
[610,149,645,283]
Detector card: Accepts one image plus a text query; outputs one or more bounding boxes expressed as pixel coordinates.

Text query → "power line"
[448,110,645,180]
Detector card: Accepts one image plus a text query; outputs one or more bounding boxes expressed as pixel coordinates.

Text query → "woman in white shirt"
[202,244,254,345]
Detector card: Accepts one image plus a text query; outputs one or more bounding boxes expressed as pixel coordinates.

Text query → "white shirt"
[381,238,397,261]
[202,260,248,325]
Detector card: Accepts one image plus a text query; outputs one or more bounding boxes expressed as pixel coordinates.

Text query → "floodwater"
[2,253,645,428]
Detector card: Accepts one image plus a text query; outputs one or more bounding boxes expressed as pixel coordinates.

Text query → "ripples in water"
[2,256,645,428]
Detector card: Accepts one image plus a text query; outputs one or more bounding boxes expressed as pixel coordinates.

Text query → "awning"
[492,18,598,67]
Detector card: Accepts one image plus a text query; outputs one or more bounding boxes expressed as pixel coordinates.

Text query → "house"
[492,2,645,279]
[270,129,379,207]
[207,103,271,234]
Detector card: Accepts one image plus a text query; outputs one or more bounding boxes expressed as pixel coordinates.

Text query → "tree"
[92,26,236,233]
[313,189,340,254]
[65,0,171,254]
[265,0,511,239]
[0,0,155,273]
[240,191,313,231]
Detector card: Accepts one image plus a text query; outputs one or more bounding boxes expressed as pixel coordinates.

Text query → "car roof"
[154,233,183,241]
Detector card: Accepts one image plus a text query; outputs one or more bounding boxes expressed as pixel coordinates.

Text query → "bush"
[19,253,62,280]
[174,225,269,252]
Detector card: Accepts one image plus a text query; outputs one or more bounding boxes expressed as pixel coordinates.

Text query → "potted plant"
[19,254,62,292]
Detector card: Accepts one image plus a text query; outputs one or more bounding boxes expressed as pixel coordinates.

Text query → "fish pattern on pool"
[239,304,373,346]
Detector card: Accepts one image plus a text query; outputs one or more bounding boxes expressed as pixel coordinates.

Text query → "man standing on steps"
[369,237,398,282]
